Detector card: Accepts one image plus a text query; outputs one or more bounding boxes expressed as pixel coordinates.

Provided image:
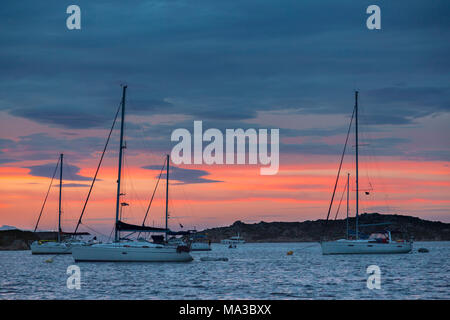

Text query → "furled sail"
[116,220,169,232]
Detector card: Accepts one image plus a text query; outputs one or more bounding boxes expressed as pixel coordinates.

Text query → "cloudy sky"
[0,0,449,234]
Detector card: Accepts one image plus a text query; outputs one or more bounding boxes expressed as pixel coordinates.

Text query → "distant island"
[198,213,450,243]
[1,213,449,250]
[0,229,88,250]
[0,229,39,250]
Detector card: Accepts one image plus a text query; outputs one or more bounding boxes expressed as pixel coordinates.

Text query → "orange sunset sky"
[1,108,449,235]
[1,1,449,235]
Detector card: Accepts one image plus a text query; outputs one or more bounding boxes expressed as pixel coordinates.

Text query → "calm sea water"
[0,242,449,299]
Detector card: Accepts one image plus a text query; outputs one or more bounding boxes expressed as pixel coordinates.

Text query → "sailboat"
[320,91,413,255]
[141,154,196,247]
[71,85,193,262]
[31,154,72,254]
[149,158,211,251]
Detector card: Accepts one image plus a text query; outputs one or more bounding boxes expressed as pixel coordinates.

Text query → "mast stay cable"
[73,101,122,236]
[34,156,60,232]
[321,105,355,239]
[141,157,167,227]
[333,177,348,220]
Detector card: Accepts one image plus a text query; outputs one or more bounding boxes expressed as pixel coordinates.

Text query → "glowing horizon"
[1,1,449,235]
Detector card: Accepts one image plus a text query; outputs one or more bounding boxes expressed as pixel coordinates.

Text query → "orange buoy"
[287,251,293,256]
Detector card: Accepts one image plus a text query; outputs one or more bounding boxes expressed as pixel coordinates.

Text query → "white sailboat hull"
[30,241,72,254]
[71,243,193,262]
[321,240,413,255]
[168,240,211,251]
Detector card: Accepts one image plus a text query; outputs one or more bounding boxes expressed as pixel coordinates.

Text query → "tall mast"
[115,85,127,242]
[355,91,359,240]
[165,154,170,241]
[346,172,349,240]
[58,153,63,242]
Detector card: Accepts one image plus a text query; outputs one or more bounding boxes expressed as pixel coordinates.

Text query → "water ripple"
[0,242,449,299]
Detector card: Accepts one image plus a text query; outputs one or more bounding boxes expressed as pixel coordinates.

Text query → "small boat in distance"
[168,232,212,251]
[31,154,93,254]
[221,234,245,245]
[320,92,413,255]
[31,154,71,254]
[190,233,212,251]
[71,85,193,262]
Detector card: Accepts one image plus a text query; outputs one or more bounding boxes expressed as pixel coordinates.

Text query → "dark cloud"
[25,163,92,181]
[142,165,222,184]
[281,136,411,157]
[0,0,449,162]
[359,114,415,125]
[281,143,342,156]
[0,139,15,148]
[403,149,450,162]
[55,183,90,188]
[1,133,107,163]
[0,158,19,164]
[367,87,449,106]
[362,86,450,124]
[128,99,174,114]
[0,149,19,164]
[1,0,449,128]
[10,108,110,129]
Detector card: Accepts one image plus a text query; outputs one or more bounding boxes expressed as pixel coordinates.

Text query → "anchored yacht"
[71,86,193,262]
[31,154,77,254]
[320,92,412,255]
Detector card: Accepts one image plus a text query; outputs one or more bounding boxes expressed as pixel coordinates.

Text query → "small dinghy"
[200,257,228,262]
